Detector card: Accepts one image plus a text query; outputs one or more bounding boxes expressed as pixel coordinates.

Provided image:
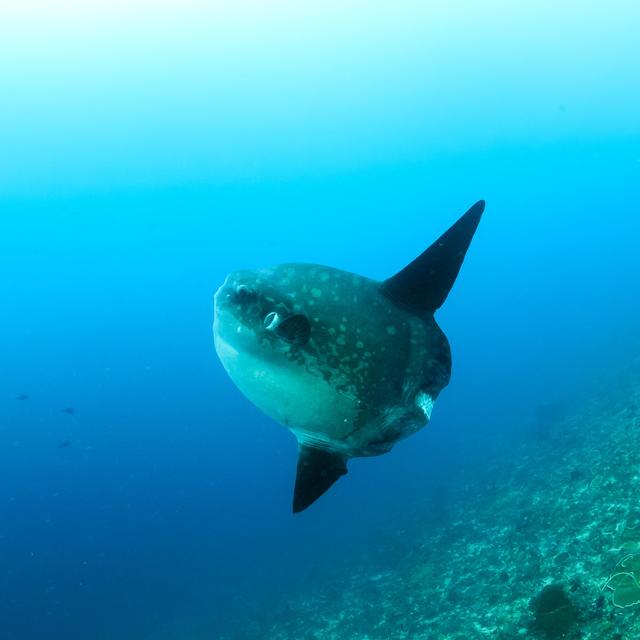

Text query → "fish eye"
[263,311,280,330]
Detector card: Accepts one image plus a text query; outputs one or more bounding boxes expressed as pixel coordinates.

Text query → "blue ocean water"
[1,2,640,639]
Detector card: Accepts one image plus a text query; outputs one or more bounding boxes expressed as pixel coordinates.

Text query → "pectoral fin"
[293,445,348,513]
[276,314,311,345]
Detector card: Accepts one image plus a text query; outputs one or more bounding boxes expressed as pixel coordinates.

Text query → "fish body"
[213,201,485,511]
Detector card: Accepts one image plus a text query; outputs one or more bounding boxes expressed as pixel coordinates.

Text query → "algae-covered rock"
[531,584,576,637]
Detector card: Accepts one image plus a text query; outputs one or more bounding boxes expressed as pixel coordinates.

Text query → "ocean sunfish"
[213,201,485,512]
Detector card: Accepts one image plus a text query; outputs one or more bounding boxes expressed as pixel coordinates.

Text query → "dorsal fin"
[380,200,484,314]
[292,445,347,513]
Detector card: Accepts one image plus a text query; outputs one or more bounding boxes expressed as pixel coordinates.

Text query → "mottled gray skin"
[213,262,451,458]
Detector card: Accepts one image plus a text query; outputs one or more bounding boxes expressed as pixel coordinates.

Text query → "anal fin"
[293,445,348,513]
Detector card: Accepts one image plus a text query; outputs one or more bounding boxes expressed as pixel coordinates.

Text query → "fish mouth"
[213,292,237,343]
[213,283,258,353]
[213,277,232,309]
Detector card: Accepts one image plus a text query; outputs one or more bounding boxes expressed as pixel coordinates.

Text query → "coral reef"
[222,365,640,639]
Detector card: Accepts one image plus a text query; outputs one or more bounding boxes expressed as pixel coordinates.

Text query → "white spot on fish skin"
[356,341,364,349]
[386,326,397,335]
[311,288,322,298]
[417,392,434,419]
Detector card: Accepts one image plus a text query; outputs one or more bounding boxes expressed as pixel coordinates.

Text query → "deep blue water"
[1,3,640,639]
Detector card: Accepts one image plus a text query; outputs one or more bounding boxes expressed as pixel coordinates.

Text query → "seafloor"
[223,362,640,639]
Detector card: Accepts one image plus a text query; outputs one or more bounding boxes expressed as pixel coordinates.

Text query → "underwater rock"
[531,584,577,637]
